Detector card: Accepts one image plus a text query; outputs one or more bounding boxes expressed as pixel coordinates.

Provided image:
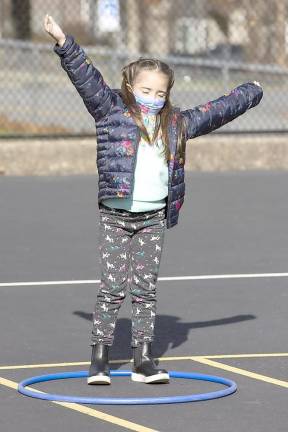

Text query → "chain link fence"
[0,0,288,137]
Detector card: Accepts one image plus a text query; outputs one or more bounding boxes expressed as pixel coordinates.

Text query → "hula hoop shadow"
[18,370,237,405]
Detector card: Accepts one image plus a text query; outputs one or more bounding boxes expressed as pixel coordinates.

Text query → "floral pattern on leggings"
[90,204,166,347]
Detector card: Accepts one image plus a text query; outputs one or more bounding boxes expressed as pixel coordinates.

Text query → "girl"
[44,14,263,385]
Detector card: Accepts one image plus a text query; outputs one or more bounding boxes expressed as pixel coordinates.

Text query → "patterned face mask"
[133,91,166,115]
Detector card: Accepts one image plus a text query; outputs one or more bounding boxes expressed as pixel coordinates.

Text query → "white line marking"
[1,272,288,287]
[159,273,288,280]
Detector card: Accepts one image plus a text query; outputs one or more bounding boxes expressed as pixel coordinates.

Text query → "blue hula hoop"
[18,370,237,405]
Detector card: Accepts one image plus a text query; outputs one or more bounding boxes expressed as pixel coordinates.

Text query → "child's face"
[128,70,169,100]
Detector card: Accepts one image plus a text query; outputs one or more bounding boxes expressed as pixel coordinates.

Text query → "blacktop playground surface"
[0,170,287,432]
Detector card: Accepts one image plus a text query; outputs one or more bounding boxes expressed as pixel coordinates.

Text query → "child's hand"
[44,14,66,46]
[253,80,262,87]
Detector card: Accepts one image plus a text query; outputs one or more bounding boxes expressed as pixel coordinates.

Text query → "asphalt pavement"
[0,170,287,432]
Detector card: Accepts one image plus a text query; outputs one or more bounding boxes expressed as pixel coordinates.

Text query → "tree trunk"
[274,0,287,66]
[141,0,173,55]
[244,0,287,65]
[11,0,31,39]
[126,0,141,54]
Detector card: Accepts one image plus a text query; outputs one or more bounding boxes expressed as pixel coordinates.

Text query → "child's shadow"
[73,311,256,369]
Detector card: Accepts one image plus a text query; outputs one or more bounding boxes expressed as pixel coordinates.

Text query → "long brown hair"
[120,57,186,165]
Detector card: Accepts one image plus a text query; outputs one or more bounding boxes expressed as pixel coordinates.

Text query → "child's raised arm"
[181,82,263,140]
[44,14,113,122]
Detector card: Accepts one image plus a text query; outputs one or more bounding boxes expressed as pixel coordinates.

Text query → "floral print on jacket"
[54,35,263,229]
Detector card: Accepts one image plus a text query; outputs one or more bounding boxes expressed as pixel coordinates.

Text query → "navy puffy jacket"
[54,35,263,229]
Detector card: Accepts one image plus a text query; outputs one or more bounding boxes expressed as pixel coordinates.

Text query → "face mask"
[133,91,166,115]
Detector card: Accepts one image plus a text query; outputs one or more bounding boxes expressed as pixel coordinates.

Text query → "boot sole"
[131,372,169,384]
[87,375,111,385]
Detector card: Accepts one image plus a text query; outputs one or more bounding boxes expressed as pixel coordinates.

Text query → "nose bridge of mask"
[133,91,165,107]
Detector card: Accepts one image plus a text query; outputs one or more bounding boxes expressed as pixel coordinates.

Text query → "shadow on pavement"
[73,311,256,369]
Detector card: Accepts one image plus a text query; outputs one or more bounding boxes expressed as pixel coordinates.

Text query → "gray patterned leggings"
[90,202,166,348]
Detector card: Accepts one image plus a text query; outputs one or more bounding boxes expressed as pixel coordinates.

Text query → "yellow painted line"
[204,353,288,359]
[192,357,288,389]
[0,356,197,370]
[0,359,128,371]
[0,376,158,432]
[160,356,203,361]
[1,353,288,370]
[0,362,90,370]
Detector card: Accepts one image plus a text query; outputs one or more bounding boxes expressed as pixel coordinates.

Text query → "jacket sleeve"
[181,82,263,140]
[53,35,114,122]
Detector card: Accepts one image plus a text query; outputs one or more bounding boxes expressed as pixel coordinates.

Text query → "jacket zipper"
[129,127,141,196]
[166,161,173,226]
[166,112,175,227]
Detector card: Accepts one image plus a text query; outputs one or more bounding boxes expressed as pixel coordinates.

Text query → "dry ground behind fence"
[0,134,288,176]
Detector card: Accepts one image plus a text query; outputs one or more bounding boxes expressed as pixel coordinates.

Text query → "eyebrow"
[140,87,167,94]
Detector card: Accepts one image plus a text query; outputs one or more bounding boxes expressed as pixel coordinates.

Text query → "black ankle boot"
[87,344,111,385]
[131,342,169,384]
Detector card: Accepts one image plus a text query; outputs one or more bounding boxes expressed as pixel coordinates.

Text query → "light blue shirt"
[102,112,168,211]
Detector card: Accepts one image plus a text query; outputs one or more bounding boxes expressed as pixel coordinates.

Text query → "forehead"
[134,69,169,90]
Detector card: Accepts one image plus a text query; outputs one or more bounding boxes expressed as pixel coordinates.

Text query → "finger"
[44,16,50,31]
[44,15,49,27]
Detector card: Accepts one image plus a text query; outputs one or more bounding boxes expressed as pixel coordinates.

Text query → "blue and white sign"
[97,0,121,32]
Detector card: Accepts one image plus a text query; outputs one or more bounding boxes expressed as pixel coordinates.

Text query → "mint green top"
[102,112,168,212]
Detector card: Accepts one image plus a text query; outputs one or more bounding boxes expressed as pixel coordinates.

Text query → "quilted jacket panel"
[54,35,263,229]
